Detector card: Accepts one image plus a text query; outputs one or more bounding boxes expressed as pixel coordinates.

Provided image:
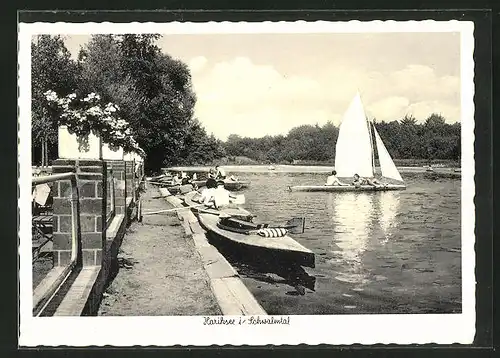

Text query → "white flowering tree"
[44,90,145,157]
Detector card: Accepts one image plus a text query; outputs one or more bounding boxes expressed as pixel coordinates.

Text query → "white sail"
[335,93,374,178]
[373,125,404,182]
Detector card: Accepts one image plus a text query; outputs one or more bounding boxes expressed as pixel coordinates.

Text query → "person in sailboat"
[352,173,383,188]
[325,170,348,186]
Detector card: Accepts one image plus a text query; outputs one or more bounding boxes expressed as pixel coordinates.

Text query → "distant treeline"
[222,114,461,164]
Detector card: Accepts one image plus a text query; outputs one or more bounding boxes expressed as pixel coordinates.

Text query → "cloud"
[366,96,411,121]
[407,100,461,123]
[188,56,208,73]
[189,58,461,139]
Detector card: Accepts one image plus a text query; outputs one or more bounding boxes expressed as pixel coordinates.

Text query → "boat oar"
[142,203,206,216]
[148,180,176,186]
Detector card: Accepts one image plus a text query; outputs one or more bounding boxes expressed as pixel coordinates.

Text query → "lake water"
[214,170,462,315]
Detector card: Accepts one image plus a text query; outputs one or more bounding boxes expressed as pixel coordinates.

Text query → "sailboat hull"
[288,184,406,192]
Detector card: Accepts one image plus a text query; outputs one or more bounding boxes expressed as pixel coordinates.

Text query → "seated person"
[325,170,347,186]
[172,173,183,185]
[215,165,226,180]
[213,180,232,208]
[208,168,216,179]
[352,173,383,188]
[197,178,218,205]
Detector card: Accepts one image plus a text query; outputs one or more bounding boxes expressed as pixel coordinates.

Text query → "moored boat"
[192,178,250,191]
[183,192,315,268]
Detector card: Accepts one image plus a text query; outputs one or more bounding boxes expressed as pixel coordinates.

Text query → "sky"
[64,32,461,140]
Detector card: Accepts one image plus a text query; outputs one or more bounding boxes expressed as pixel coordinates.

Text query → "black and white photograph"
[18,20,475,346]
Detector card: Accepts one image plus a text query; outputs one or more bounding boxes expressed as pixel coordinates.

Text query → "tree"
[78,34,222,172]
[398,114,420,158]
[32,35,80,164]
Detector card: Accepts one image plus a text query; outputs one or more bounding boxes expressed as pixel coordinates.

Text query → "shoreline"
[165,164,461,175]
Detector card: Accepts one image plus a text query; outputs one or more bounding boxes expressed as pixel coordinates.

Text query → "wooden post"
[41,138,45,168]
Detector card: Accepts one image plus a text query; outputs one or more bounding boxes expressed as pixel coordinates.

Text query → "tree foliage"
[223,115,461,163]
[31,35,80,161]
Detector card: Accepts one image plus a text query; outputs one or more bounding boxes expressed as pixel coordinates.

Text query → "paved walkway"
[98,186,221,316]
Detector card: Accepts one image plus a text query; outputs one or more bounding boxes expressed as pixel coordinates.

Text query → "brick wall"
[52,159,107,267]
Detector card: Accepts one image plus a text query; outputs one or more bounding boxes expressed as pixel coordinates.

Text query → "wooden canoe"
[183,191,253,220]
[192,179,250,191]
[288,184,406,192]
[183,192,315,268]
[153,183,194,195]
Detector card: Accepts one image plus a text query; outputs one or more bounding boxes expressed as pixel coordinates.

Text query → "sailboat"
[289,92,406,192]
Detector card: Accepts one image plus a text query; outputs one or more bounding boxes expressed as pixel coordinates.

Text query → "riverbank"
[98,186,221,316]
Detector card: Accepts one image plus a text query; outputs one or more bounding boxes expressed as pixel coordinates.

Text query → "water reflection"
[326,191,400,284]
[377,191,401,243]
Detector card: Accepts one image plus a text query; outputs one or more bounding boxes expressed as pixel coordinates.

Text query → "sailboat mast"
[367,118,376,175]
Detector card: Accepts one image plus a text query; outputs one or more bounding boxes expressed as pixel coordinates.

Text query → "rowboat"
[184,191,254,220]
[192,179,250,191]
[183,192,315,268]
[290,92,406,192]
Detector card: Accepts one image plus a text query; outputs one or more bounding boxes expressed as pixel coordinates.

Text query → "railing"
[32,166,52,174]
[106,165,116,229]
[133,160,145,220]
[32,172,80,316]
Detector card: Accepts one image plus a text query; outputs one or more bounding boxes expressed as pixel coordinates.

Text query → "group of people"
[195,178,236,209]
[171,171,197,186]
[170,164,235,186]
[208,164,236,181]
[325,170,385,188]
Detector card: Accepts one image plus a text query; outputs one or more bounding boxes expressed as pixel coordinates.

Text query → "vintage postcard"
[18,20,475,346]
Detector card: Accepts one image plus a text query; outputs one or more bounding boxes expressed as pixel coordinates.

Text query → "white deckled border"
[18,20,475,346]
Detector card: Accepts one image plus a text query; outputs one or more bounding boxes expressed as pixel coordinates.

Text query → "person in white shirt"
[213,180,231,208]
[325,170,348,186]
[197,178,218,205]
[172,173,183,185]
